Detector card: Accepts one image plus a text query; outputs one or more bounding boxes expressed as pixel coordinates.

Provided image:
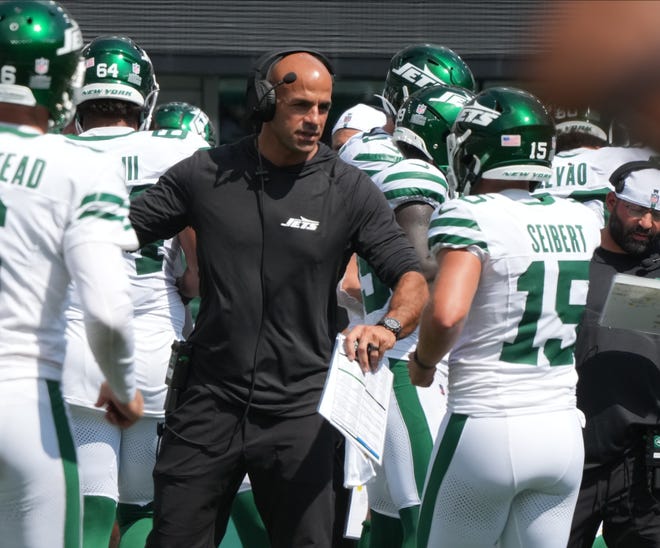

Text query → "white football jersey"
[62,126,208,414]
[428,189,601,416]
[0,125,137,383]
[535,146,658,227]
[359,158,450,358]
[338,128,404,177]
[68,127,209,314]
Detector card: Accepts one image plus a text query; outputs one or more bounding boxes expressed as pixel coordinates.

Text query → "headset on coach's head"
[245,48,335,124]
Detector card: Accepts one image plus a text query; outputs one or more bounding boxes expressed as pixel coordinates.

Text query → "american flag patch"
[501,134,521,147]
[85,58,95,69]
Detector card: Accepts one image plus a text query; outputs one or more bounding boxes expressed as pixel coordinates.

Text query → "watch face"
[380,317,401,333]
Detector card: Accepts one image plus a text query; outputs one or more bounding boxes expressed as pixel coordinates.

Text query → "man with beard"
[569,159,660,548]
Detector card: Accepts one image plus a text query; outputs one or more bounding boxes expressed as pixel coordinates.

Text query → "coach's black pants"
[146,384,337,548]
[568,448,660,548]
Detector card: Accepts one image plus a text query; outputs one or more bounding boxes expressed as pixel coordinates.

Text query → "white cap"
[331,103,387,136]
[616,168,660,209]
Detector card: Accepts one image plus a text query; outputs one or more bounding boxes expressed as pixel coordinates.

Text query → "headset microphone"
[265,72,297,96]
[280,72,298,85]
[253,72,298,118]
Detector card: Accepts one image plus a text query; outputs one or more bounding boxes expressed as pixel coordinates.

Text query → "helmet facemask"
[447,129,479,195]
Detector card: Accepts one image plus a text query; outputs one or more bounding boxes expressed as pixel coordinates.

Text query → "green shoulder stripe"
[78,211,126,222]
[80,192,126,207]
[429,233,488,250]
[383,170,447,185]
[353,152,402,164]
[384,187,446,203]
[566,189,609,201]
[430,216,479,230]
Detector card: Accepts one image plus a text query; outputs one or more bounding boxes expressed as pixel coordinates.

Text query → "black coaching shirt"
[129,136,421,417]
[575,247,660,468]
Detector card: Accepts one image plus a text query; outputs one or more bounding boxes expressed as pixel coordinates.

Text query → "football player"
[331,103,387,151]
[380,43,476,119]
[392,84,475,173]
[152,100,217,147]
[151,100,217,327]
[411,87,601,548]
[59,35,210,548]
[338,43,475,175]
[338,44,476,315]
[349,84,472,548]
[338,49,475,548]
[535,106,630,228]
[0,3,143,547]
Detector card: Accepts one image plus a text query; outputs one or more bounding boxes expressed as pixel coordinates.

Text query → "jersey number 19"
[501,260,589,366]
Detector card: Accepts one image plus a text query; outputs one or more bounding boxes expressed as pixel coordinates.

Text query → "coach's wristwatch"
[377,317,402,339]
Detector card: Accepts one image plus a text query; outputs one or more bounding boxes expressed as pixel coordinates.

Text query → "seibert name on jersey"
[526,222,589,254]
[0,152,45,189]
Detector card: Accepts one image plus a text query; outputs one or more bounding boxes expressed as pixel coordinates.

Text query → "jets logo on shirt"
[280,216,319,231]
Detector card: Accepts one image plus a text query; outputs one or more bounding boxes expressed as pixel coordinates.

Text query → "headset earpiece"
[252,78,277,123]
[246,47,335,125]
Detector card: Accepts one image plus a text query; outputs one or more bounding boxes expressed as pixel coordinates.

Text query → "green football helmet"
[78,35,159,130]
[152,101,217,146]
[393,84,474,171]
[447,86,556,195]
[0,0,83,131]
[381,44,476,117]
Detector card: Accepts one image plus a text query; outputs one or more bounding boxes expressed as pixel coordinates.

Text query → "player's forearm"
[84,314,136,404]
[396,202,438,284]
[416,301,464,366]
[177,267,199,299]
[176,227,200,299]
[66,242,137,404]
[415,248,481,365]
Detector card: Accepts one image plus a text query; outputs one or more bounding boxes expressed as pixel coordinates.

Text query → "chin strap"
[139,87,160,131]
[375,93,397,119]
